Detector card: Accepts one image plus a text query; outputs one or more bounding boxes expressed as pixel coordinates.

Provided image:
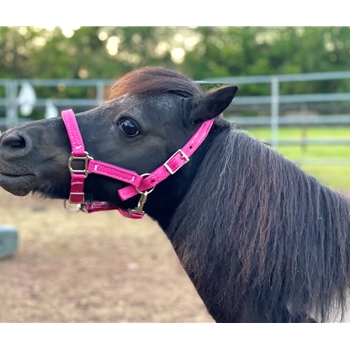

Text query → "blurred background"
[1,26,350,322]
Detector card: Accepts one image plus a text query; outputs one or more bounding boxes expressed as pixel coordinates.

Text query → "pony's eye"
[118,119,139,137]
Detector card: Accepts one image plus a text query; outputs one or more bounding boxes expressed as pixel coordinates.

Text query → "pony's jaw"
[0,172,35,196]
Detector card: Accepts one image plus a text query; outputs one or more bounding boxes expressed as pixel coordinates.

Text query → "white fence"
[1,71,350,164]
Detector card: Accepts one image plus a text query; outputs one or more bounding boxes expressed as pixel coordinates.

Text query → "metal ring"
[135,173,156,195]
[63,199,82,213]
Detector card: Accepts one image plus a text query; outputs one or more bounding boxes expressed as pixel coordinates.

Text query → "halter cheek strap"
[61,109,214,219]
[117,120,213,201]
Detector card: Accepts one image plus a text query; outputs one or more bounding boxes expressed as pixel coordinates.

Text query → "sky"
[2,1,349,27]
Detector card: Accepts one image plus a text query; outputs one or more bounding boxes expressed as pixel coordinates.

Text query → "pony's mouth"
[0,172,36,196]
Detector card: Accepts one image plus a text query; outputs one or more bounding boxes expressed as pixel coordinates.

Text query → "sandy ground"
[5,185,348,324]
[0,188,213,323]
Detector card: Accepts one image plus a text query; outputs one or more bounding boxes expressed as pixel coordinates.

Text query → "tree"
[1,26,350,97]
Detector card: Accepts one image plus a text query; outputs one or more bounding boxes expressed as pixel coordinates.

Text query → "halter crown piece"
[61,109,214,219]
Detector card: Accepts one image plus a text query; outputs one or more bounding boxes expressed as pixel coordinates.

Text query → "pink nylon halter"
[61,109,214,219]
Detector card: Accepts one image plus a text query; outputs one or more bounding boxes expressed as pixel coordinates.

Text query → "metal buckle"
[164,149,190,175]
[68,151,93,178]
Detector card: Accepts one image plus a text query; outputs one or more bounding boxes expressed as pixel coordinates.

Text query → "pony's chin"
[0,173,36,196]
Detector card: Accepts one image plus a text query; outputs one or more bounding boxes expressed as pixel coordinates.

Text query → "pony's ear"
[185,86,238,123]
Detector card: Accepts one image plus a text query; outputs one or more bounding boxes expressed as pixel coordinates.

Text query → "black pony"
[0,67,349,322]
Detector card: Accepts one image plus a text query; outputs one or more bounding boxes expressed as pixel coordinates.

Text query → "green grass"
[247,126,350,140]
[298,165,350,190]
[245,126,350,190]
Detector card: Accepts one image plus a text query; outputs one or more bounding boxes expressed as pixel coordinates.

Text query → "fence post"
[96,81,105,106]
[0,226,18,259]
[271,77,279,149]
[5,80,19,129]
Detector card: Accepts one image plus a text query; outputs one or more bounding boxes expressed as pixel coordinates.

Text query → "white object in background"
[45,99,58,119]
[17,81,37,116]
[0,226,18,259]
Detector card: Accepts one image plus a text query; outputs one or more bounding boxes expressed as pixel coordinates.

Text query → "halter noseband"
[61,109,214,219]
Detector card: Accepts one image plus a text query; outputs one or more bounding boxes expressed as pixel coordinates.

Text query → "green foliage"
[2,26,350,92]
[2,26,350,122]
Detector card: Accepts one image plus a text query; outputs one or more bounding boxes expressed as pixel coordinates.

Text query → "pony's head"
[0,67,237,220]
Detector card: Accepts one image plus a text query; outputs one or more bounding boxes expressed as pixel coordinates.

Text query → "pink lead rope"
[61,109,214,219]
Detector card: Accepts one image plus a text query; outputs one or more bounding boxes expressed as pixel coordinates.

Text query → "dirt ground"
[0,188,213,323]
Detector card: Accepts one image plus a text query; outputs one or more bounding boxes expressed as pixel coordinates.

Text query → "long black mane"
[168,128,350,322]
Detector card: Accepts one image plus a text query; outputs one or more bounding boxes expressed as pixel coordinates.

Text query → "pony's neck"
[161,128,350,322]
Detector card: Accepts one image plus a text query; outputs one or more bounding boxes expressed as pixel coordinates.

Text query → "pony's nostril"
[0,131,33,160]
[2,135,26,150]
